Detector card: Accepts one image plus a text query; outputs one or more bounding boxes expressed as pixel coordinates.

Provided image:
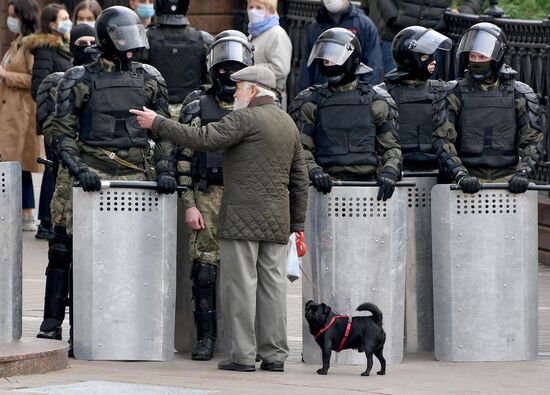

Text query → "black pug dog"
[305,300,386,376]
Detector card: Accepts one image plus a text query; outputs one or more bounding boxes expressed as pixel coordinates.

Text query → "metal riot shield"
[431,185,538,361]
[403,175,438,353]
[73,183,177,361]
[302,186,407,365]
[0,162,22,343]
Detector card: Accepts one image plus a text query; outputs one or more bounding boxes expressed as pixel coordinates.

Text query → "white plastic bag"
[287,233,300,282]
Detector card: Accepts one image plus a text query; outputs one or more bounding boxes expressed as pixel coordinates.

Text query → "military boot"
[191,261,218,361]
[191,319,216,361]
[37,267,68,340]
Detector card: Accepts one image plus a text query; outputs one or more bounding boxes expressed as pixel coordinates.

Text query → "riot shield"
[73,182,177,360]
[302,185,408,365]
[431,185,538,361]
[403,174,438,353]
[0,162,22,343]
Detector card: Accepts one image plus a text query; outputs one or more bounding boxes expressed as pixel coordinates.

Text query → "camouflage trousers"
[51,166,148,236]
[188,184,223,266]
[168,103,184,121]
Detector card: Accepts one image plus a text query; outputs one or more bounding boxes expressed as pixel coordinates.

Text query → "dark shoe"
[217,360,255,372]
[191,337,215,361]
[68,337,74,358]
[35,223,54,240]
[255,353,261,362]
[260,361,284,372]
[36,326,62,340]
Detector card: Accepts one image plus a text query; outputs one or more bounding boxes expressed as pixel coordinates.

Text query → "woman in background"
[73,0,102,27]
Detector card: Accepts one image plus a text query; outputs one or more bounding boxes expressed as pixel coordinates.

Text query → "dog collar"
[314,315,352,352]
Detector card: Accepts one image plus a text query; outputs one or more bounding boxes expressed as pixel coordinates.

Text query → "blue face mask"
[56,19,73,35]
[136,4,155,20]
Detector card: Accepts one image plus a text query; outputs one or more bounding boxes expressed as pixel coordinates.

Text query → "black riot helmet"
[456,22,508,80]
[307,27,371,87]
[154,0,189,26]
[95,6,149,69]
[391,26,452,80]
[207,30,254,102]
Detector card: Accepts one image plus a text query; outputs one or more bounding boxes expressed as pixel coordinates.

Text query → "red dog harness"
[314,315,352,352]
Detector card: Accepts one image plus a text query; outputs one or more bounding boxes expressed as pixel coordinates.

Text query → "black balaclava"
[468,59,494,81]
[69,24,97,66]
[417,54,435,80]
[211,61,243,103]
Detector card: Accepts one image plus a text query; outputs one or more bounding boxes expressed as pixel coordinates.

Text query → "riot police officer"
[144,0,213,119]
[290,27,402,201]
[433,22,544,193]
[37,6,177,346]
[378,26,452,172]
[177,30,254,361]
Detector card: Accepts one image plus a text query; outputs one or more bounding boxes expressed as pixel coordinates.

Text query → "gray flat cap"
[230,65,277,90]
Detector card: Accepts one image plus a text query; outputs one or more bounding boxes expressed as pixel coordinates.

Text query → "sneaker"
[35,223,54,240]
[22,217,37,232]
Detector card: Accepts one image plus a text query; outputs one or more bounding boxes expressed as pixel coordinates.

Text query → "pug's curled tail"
[357,303,383,326]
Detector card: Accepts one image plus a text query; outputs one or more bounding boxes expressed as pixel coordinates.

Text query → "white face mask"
[323,0,346,13]
[247,8,267,24]
[234,97,250,110]
[7,16,21,34]
[77,20,95,29]
[56,19,73,35]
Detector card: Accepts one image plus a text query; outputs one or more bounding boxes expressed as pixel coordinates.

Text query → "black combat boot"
[37,267,68,340]
[191,261,218,361]
[192,318,216,361]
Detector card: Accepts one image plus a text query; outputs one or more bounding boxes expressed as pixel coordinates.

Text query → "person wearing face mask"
[22,3,73,240]
[143,0,213,120]
[130,64,309,372]
[73,0,102,28]
[41,6,178,351]
[0,0,42,233]
[377,26,452,172]
[433,23,544,194]
[290,27,401,201]
[175,30,254,361]
[246,0,291,110]
[299,0,383,90]
[129,0,155,27]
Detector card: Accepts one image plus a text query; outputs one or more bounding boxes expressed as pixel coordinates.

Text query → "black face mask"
[70,43,96,66]
[417,55,435,80]
[319,62,355,87]
[468,60,493,81]
[212,63,242,102]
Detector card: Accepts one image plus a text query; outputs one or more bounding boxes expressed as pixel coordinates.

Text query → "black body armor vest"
[147,26,205,103]
[456,78,518,168]
[190,94,231,190]
[314,83,378,167]
[78,64,150,148]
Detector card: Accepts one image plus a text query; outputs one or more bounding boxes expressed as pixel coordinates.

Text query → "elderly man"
[131,65,309,372]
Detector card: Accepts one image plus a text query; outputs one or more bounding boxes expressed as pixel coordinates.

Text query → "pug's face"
[305,300,332,327]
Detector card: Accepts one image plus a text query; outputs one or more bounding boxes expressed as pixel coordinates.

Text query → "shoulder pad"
[498,64,518,79]
[141,63,163,81]
[56,66,86,117]
[141,63,169,105]
[375,82,388,92]
[36,72,64,126]
[201,30,214,46]
[372,84,392,100]
[287,87,318,120]
[514,81,537,99]
[182,87,208,107]
[179,99,201,124]
[442,80,458,91]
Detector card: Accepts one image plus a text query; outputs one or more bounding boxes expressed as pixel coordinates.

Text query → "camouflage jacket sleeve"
[432,82,467,180]
[372,86,402,174]
[288,87,319,174]
[514,81,545,177]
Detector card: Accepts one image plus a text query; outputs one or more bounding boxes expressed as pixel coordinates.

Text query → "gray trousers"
[220,239,289,365]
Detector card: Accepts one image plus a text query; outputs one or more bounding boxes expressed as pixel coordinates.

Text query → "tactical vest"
[147,26,205,103]
[78,65,150,148]
[456,78,518,168]
[190,94,231,190]
[385,80,441,166]
[314,84,378,167]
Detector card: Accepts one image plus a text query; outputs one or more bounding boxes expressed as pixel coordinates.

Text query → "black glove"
[457,174,481,194]
[377,168,399,201]
[157,172,177,194]
[309,167,332,194]
[77,168,101,192]
[508,171,530,194]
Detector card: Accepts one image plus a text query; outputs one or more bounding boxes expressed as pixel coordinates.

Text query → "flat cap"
[230,65,276,90]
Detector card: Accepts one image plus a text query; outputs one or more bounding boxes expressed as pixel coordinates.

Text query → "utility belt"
[80,147,153,177]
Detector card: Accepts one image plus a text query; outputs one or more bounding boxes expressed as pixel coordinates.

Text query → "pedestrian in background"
[73,0,102,27]
[129,0,155,27]
[131,65,309,373]
[0,0,41,231]
[23,2,73,239]
[247,0,292,109]
[363,0,483,74]
[299,0,383,90]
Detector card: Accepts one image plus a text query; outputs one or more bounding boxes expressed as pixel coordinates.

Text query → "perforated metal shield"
[302,186,407,365]
[431,185,538,361]
[73,187,177,361]
[403,176,437,353]
[0,162,22,343]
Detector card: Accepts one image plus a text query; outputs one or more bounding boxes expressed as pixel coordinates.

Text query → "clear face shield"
[307,39,354,67]
[207,40,253,70]
[457,29,505,61]
[408,29,452,55]
[107,24,149,51]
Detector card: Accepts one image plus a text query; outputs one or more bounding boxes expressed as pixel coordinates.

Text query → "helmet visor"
[457,29,505,61]
[307,39,354,67]
[208,40,253,70]
[107,24,149,51]
[409,29,452,55]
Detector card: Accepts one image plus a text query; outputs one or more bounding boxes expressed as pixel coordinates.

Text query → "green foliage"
[452,0,549,20]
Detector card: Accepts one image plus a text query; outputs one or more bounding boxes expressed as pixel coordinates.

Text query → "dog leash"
[314,315,352,352]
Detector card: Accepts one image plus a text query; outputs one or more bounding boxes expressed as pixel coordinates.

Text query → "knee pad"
[191,261,217,287]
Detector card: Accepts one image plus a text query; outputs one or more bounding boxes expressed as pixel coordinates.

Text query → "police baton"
[310,181,416,187]
[98,180,188,192]
[37,157,53,167]
[450,183,550,191]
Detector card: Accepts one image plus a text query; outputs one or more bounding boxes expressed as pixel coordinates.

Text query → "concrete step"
[0,337,68,378]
